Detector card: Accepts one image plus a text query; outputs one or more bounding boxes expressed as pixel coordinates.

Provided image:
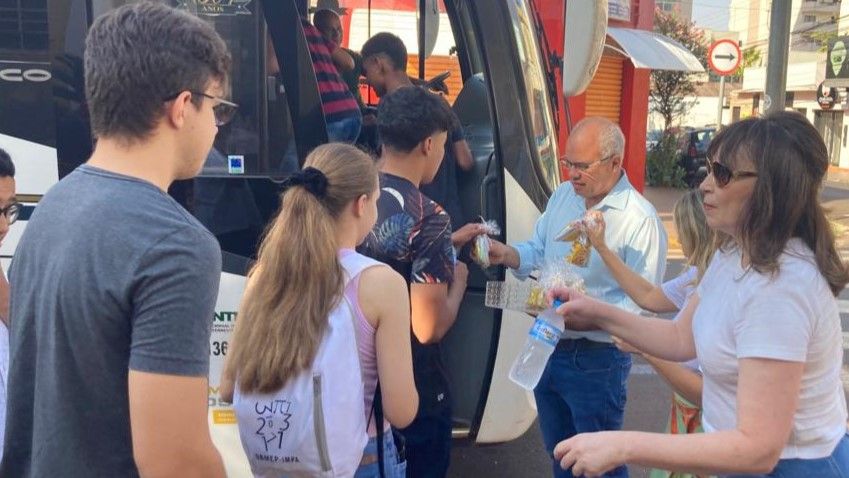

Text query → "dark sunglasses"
[706,156,758,188]
[162,91,238,127]
[0,202,20,225]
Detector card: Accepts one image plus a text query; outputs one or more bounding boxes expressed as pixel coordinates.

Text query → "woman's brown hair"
[227,143,378,393]
[706,111,849,295]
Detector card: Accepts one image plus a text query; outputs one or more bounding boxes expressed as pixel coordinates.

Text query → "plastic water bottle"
[509,300,564,391]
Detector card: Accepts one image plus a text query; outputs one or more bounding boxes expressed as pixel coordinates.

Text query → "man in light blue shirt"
[489,117,667,478]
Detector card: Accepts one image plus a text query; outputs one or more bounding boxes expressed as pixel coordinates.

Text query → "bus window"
[89,0,285,177]
[505,0,559,191]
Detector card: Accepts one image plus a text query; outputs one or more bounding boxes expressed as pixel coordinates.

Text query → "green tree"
[730,47,761,82]
[650,9,709,131]
[803,29,838,53]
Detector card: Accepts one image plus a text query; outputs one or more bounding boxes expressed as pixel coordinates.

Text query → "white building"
[657,0,693,22]
[648,82,739,132]
[730,0,845,166]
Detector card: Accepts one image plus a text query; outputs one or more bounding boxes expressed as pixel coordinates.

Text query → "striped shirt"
[302,20,360,123]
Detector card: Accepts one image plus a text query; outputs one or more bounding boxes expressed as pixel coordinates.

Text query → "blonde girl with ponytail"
[222,143,418,477]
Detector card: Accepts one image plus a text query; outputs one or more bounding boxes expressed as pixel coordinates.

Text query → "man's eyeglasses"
[0,202,21,225]
[162,91,238,127]
[560,153,615,172]
[706,156,758,188]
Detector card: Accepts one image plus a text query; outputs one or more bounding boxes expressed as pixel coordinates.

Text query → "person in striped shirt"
[300,13,363,143]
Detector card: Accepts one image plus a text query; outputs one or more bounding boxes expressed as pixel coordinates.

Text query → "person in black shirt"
[360,32,474,227]
[358,87,482,477]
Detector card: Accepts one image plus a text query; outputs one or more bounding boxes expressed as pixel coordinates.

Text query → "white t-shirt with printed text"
[693,239,847,459]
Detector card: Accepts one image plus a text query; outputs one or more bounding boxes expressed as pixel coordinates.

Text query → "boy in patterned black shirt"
[358,86,482,477]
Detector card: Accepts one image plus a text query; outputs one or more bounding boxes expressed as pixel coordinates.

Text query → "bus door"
[334,0,559,443]
[333,0,509,441]
[447,0,560,443]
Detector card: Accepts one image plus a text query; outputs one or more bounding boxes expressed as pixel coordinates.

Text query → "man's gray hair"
[572,117,626,161]
[598,121,626,160]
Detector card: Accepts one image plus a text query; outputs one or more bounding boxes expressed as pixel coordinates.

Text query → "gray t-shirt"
[1,165,221,477]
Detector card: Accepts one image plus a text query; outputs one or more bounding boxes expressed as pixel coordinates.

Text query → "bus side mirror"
[562,0,608,97]
[417,0,439,59]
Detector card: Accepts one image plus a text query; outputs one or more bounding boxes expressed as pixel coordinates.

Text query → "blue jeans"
[535,339,632,478]
[326,114,362,144]
[355,433,407,478]
[725,433,849,478]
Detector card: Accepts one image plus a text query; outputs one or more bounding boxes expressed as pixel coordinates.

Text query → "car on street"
[677,127,715,187]
[646,129,662,151]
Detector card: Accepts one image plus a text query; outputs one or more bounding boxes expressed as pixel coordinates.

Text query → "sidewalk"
[829,166,849,186]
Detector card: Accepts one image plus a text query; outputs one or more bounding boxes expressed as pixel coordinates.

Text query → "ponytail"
[228,144,378,393]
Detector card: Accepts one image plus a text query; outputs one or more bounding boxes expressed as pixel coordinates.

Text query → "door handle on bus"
[480,152,498,223]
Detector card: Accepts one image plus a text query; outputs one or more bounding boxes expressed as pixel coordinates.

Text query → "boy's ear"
[165,91,192,129]
[420,135,433,156]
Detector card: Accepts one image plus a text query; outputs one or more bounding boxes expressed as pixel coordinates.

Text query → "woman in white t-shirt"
[586,189,715,478]
[549,111,849,477]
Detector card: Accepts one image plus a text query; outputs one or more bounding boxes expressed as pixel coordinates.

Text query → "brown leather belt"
[360,453,379,466]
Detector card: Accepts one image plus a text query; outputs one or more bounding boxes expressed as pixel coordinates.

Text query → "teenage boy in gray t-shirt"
[1,4,233,477]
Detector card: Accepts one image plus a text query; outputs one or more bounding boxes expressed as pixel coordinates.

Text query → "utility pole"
[716,75,725,126]
[765,0,792,114]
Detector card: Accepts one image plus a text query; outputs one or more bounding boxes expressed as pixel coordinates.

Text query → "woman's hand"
[547,287,607,332]
[584,211,607,250]
[554,431,629,478]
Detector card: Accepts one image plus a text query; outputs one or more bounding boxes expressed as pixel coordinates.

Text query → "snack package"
[526,261,586,310]
[471,218,501,268]
[556,211,602,267]
[555,219,584,242]
[567,236,591,267]
[538,260,586,294]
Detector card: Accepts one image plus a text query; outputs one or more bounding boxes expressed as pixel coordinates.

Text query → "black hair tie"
[280,167,329,199]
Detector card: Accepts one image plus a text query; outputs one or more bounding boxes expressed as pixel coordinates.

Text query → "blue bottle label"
[529,318,561,347]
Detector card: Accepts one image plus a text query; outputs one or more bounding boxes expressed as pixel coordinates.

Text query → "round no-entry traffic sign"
[708,39,742,76]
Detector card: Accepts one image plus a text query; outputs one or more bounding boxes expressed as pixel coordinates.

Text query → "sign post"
[708,39,742,126]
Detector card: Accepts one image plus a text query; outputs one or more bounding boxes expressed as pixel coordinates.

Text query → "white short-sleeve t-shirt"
[693,239,847,459]
[661,266,700,372]
[662,265,697,310]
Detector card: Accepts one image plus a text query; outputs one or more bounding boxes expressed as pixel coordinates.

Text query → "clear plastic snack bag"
[471,218,501,268]
[555,211,602,267]
[484,261,585,315]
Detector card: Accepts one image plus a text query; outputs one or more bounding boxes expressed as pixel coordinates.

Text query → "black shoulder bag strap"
[368,382,386,478]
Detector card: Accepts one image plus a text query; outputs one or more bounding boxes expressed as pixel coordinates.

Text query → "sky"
[692,0,732,31]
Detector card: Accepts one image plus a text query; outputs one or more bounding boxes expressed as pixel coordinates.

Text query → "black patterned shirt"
[360,173,455,285]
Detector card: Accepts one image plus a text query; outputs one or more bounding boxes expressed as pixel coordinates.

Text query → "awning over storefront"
[605,27,705,73]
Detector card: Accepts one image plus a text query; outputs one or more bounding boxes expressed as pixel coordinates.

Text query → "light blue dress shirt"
[512,173,668,342]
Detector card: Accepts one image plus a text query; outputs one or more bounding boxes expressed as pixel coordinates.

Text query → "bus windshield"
[506,0,559,191]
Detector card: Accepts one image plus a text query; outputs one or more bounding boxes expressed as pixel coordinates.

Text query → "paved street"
[448,184,849,477]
